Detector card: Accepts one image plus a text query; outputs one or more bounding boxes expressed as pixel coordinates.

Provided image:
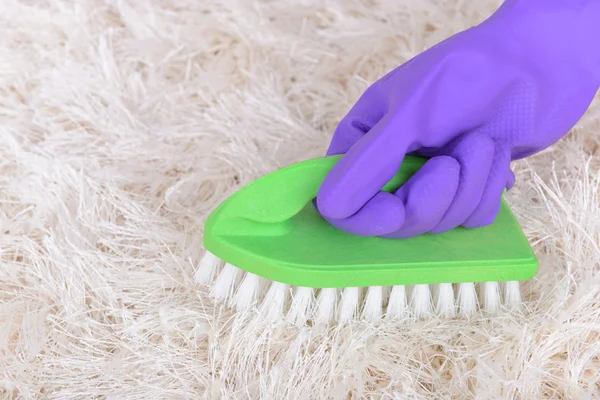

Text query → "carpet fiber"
[1,0,600,398]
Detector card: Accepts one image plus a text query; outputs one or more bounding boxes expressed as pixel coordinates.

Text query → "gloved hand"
[317,0,600,238]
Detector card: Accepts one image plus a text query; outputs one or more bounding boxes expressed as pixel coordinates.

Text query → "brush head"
[202,156,539,289]
[196,257,522,325]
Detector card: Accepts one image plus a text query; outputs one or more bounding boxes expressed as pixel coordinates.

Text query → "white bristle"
[361,286,383,324]
[410,284,432,318]
[385,285,407,320]
[210,263,240,301]
[504,281,521,310]
[482,281,501,314]
[338,287,361,323]
[458,283,478,317]
[232,272,261,311]
[194,251,222,285]
[259,282,289,321]
[202,256,523,323]
[435,283,456,319]
[315,288,337,324]
[287,287,315,325]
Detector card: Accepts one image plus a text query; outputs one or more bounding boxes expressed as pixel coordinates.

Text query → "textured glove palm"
[317,0,600,238]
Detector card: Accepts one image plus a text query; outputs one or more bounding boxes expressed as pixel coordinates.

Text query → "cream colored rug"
[1,0,600,398]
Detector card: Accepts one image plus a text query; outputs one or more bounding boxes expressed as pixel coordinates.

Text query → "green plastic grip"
[203,156,538,288]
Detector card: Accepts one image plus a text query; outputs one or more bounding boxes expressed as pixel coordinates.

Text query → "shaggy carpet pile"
[1,0,600,398]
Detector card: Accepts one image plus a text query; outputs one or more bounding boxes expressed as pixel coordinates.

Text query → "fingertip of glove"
[321,191,406,237]
[462,200,501,228]
[506,169,516,190]
[315,188,347,220]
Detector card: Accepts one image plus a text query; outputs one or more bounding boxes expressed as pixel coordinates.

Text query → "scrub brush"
[195,155,538,325]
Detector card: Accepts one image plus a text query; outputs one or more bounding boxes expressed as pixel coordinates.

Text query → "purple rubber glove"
[317,0,600,238]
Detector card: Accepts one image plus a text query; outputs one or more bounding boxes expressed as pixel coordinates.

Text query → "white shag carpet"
[1,0,600,398]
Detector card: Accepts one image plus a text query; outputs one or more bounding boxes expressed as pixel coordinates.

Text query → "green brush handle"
[210,155,426,225]
[203,155,537,288]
